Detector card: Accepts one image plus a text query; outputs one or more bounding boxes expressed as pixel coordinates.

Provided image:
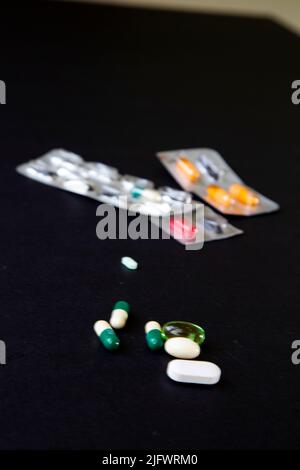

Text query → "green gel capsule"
[145,321,164,351]
[162,321,205,345]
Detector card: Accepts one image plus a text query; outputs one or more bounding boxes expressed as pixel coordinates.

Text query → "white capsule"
[62,179,90,194]
[110,309,128,329]
[145,321,161,334]
[26,165,54,183]
[138,201,171,216]
[56,167,79,179]
[164,337,200,359]
[93,320,111,337]
[151,202,171,214]
[47,149,83,167]
[142,189,162,202]
[121,256,138,270]
[167,360,221,385]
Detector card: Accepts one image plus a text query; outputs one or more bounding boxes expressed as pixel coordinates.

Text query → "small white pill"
[26,166,53,183]
[49,150,83,167]
[57,167,79,179]
[145,321,161,334]
[93,320,111,337]
[164,337,200,359]
[142,188,162,202]
[167,360,221,385]
[63,179,90,194]
[121,256,138,270]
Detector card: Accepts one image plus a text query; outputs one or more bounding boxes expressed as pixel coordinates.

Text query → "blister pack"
[16,149,242,247]
[157,148,279,216]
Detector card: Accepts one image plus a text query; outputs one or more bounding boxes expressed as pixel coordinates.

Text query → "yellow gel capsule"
[229,184,260,206]
[176,157,200,183]
[207,185,233,207]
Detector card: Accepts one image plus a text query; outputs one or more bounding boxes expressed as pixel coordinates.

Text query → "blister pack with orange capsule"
[157,148,279,216]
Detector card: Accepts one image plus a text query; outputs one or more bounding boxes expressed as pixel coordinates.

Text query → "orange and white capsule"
[176,156,200,183]
[207,185,233,207]
[229,184,259,206]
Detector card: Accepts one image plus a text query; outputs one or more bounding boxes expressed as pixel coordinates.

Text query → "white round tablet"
[167,360,221,385]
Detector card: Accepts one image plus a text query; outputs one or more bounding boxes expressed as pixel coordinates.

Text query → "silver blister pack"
[16,149,243,246]
[157,148,279,216]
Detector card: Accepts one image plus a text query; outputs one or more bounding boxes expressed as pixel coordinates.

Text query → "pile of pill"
[144,321,205,357]
[144,320,221,385]
[93,312,220,384]
[94,309,221,385]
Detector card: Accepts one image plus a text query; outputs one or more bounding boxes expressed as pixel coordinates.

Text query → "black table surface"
[1,1,300,451]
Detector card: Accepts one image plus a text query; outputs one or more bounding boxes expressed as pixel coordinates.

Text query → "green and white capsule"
[109,301,130,329]
[145,321,164,350]
[93,320,120,351]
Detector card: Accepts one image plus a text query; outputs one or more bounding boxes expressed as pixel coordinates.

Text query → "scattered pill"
[229,183,259,206]
[121,256,138,270]
[207,184,233,207]
[109,300,130,329]
[167,360,221,385]
[162,321,205,345]
[176,156,200,183]
[164,337,200,359]
[145,321,164,350]
[93,320,120,351]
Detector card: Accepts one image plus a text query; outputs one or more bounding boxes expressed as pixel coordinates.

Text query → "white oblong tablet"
[164,337,200,359]
[63,179,90,194]
[121,256,138,270]
[167,360,221,385]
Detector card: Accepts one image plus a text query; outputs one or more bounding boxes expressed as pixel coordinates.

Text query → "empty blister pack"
[157,148,279,216]
[16,149,242,245]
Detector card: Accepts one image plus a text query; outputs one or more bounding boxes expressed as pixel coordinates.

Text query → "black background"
[1,1,300,451]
